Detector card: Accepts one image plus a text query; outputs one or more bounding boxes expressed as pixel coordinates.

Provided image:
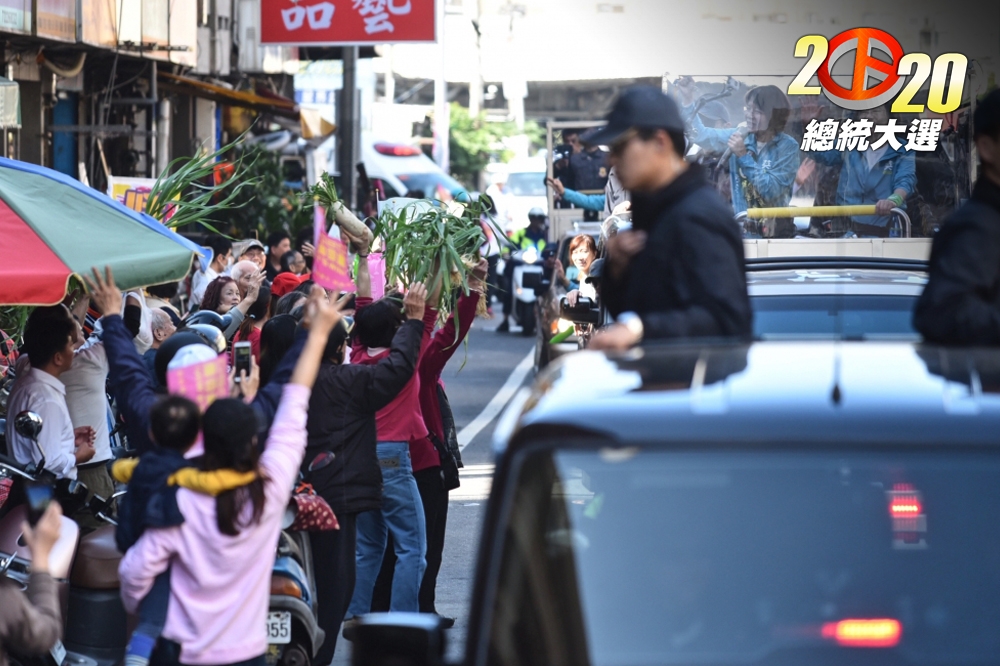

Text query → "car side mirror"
[351,613,446,666]
[560,296,599,325]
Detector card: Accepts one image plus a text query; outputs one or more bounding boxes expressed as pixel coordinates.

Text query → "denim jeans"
[129,569,171,653]
[348,442,426,614]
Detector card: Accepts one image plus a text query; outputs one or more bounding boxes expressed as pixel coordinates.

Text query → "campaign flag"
[314,204,326,252]
[167,356,230,411]
[313,233,355,292]
[368,252,386,300]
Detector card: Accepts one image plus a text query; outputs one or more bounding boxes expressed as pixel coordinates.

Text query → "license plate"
[267,611,292,645]
[50,640,66,665]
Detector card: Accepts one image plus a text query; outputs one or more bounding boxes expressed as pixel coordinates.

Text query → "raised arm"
[260,287,347,490]
[421,260,487,378]
[362,284,426,412]
[84,267,157,453]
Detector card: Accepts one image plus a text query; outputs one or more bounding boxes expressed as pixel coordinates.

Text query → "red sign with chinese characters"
[261,0,436,45]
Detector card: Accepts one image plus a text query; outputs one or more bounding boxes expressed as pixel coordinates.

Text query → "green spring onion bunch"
[374,194,506,320]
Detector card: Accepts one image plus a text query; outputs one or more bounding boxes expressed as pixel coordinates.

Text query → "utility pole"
[469,0,484,117]
[433,0,449,172]
[339,47,360,210]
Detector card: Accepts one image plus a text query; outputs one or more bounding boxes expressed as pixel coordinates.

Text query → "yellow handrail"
[743,205,877,219]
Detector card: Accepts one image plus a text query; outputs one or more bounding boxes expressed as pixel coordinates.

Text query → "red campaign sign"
[312,233,356,292]
[261,0,436,46]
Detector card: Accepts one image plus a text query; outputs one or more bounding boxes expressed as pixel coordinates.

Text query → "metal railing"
[735,205,912,238]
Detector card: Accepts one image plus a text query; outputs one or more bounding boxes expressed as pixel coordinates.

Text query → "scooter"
[266,452,335,666]
[499,247,545,336]
[0,411,126,666]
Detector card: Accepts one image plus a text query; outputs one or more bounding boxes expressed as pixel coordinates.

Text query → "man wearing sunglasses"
[588,86,752,352]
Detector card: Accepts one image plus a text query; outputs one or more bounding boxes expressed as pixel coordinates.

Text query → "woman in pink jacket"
[118,287,346,666]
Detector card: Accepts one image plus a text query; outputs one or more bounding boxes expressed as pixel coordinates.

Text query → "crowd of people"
[0,217,488,665]
[3,78,1000,665]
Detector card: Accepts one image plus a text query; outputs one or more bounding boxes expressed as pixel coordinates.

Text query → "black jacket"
[603,164,752,339]
[915,177,1000,345]
[304,318,422,515]
[115,449,187,553]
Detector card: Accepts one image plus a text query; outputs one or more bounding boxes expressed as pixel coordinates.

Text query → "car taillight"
[821,619,901,648]
[374,142,421,156]
[887,483,927,549]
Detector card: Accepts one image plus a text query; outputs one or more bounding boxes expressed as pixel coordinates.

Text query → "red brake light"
[374,142,421,157]
[889,498,923,516]
[821,619,902,648]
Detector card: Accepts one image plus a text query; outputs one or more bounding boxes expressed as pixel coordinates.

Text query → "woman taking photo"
[118,287,346,666]
[200,274,264,340]
[555,234,598,306]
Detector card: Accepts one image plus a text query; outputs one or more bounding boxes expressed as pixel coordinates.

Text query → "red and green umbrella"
[0,157,206,305]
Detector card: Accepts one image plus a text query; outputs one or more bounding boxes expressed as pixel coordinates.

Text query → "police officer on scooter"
[496,208,549,333]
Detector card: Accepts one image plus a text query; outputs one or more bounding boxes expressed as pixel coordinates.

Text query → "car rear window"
[487,448,1000,666]
[752,294,918,340]
[506,172,547,196]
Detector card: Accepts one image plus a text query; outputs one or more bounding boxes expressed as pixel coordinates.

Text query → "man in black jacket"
[305,283,427,665]
[914,89,1000,345]
[588,86,751,351]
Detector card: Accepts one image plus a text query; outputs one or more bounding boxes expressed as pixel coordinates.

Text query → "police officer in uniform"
[570,144,612,221]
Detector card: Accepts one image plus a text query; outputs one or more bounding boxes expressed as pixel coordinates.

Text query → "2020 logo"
[787,28,967,114]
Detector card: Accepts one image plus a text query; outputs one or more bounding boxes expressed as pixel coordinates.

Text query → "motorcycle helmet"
[184,309,233,332]
[528,207,547,225]
[181,324,227,356]
[154,332,214,388]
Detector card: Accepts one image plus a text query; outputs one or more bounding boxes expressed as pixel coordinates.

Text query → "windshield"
[665,75,972,238]
[752,295,919,340]
[487,447,1000,666]
[396,172,468,201]
[506,172,547,197]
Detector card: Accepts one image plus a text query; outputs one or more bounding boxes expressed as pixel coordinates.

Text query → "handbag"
[289,482,339,531]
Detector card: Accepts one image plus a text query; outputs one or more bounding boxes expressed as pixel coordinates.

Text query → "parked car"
[498,158,548,233]
[350,340,1000,665]
[360,135,468,201]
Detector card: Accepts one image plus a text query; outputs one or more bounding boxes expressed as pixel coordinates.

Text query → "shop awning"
[157,72,298,119]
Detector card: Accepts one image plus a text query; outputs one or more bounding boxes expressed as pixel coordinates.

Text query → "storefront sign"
[34,0,76,42]
[79,0,116,47]
[0,0,30,34]
[261,0,436,46]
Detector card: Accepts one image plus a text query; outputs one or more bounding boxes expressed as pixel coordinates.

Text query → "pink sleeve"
[259,384,311,498]
[118,527,179,615]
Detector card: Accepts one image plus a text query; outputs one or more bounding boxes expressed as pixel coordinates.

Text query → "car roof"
[497,342,1000,453]
[748,268,927,296]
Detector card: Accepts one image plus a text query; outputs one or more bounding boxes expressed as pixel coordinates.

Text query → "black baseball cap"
[974,88,1000,139]
[582,86,685,146]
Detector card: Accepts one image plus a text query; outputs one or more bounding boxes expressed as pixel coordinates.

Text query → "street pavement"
[332,311,537,664]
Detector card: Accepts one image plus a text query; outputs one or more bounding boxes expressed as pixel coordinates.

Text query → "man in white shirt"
[190,236,233,310]
[61,318,115,503]
[7,306,95,480]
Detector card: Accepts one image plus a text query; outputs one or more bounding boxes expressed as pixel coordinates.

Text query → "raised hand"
[403,283,428,321]
[83,266,123,317]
